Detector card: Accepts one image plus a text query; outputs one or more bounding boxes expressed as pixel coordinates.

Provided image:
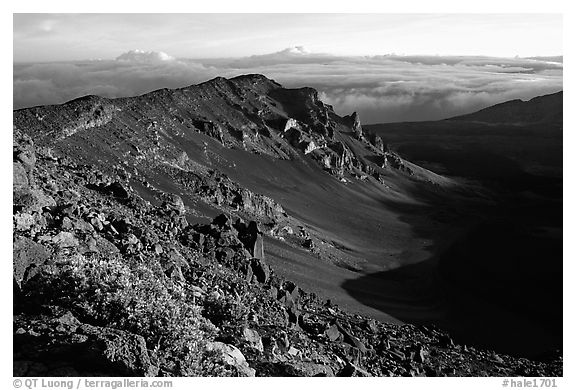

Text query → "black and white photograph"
[8,4,569,386]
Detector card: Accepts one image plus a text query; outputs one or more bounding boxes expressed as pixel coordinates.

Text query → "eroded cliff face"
[14,74,439,188]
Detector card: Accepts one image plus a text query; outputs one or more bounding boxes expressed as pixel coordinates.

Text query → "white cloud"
[116,49,175,63]
[13,49,563,123]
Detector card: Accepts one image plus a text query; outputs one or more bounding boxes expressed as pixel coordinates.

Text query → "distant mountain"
[447,91,562,125]
[525,56,563,63]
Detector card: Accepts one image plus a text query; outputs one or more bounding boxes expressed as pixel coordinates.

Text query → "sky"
[13,13,563,123]
[14,14,562,61]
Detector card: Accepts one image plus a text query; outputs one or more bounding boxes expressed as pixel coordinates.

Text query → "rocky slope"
[13,75,561,376]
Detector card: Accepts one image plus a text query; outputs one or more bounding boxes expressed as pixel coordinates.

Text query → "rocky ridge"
[14,74,440,186]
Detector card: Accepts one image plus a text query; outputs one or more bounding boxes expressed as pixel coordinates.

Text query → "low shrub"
[24,252,218,375]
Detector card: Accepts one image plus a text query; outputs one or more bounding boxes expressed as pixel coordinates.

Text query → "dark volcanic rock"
[236,220,265,260]
[369,133,386,153]
[104,182,130,199]
[250,258,270,284]
[13,236,50,288]
[78,324,158,376]
[14,313,158,377]
[344,112,363,140]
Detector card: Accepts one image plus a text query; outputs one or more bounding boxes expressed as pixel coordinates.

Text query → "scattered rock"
[55,312,81,333]
[281,226,293,235]
[287,346,300,357]
[14,212,35,231]
[52,232,79,248]
[242,328,264,353]
[14,189,56,213]
[325,324,342,342]
[162,194,186,215]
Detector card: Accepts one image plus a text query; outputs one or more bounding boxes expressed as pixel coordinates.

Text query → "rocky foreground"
[13,125,562,376]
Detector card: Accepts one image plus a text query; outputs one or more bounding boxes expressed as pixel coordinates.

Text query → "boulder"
[370,134,386,153]
[250,257,270,283]
[14,311,157,377]
[413,346,428,363]
[283,118,302,132]
[14,188,56,213]
[13,236,50,287]
[242,328,264,353]
[104,182,130,199]
[278,288,300,326]
[325,324,342,342]
[281,226,293,235]
[55,311,81,333]
[13,161,29,192]
[162,194,186,215]
[343,112,363,139]
[212,213,233,230]
[217,230,242,247]
[205,341,256,377]
[52,232,79,248]
[194,120,224,143]
[303,238,315,250]
[237,220,265,260]
[337,323,367,353]
[215,247,236,263]
[89,216,104,231]
[79,324,158,376]
[91,236,120,256]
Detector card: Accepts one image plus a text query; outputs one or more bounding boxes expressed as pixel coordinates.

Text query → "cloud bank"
[14,48,562,123]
